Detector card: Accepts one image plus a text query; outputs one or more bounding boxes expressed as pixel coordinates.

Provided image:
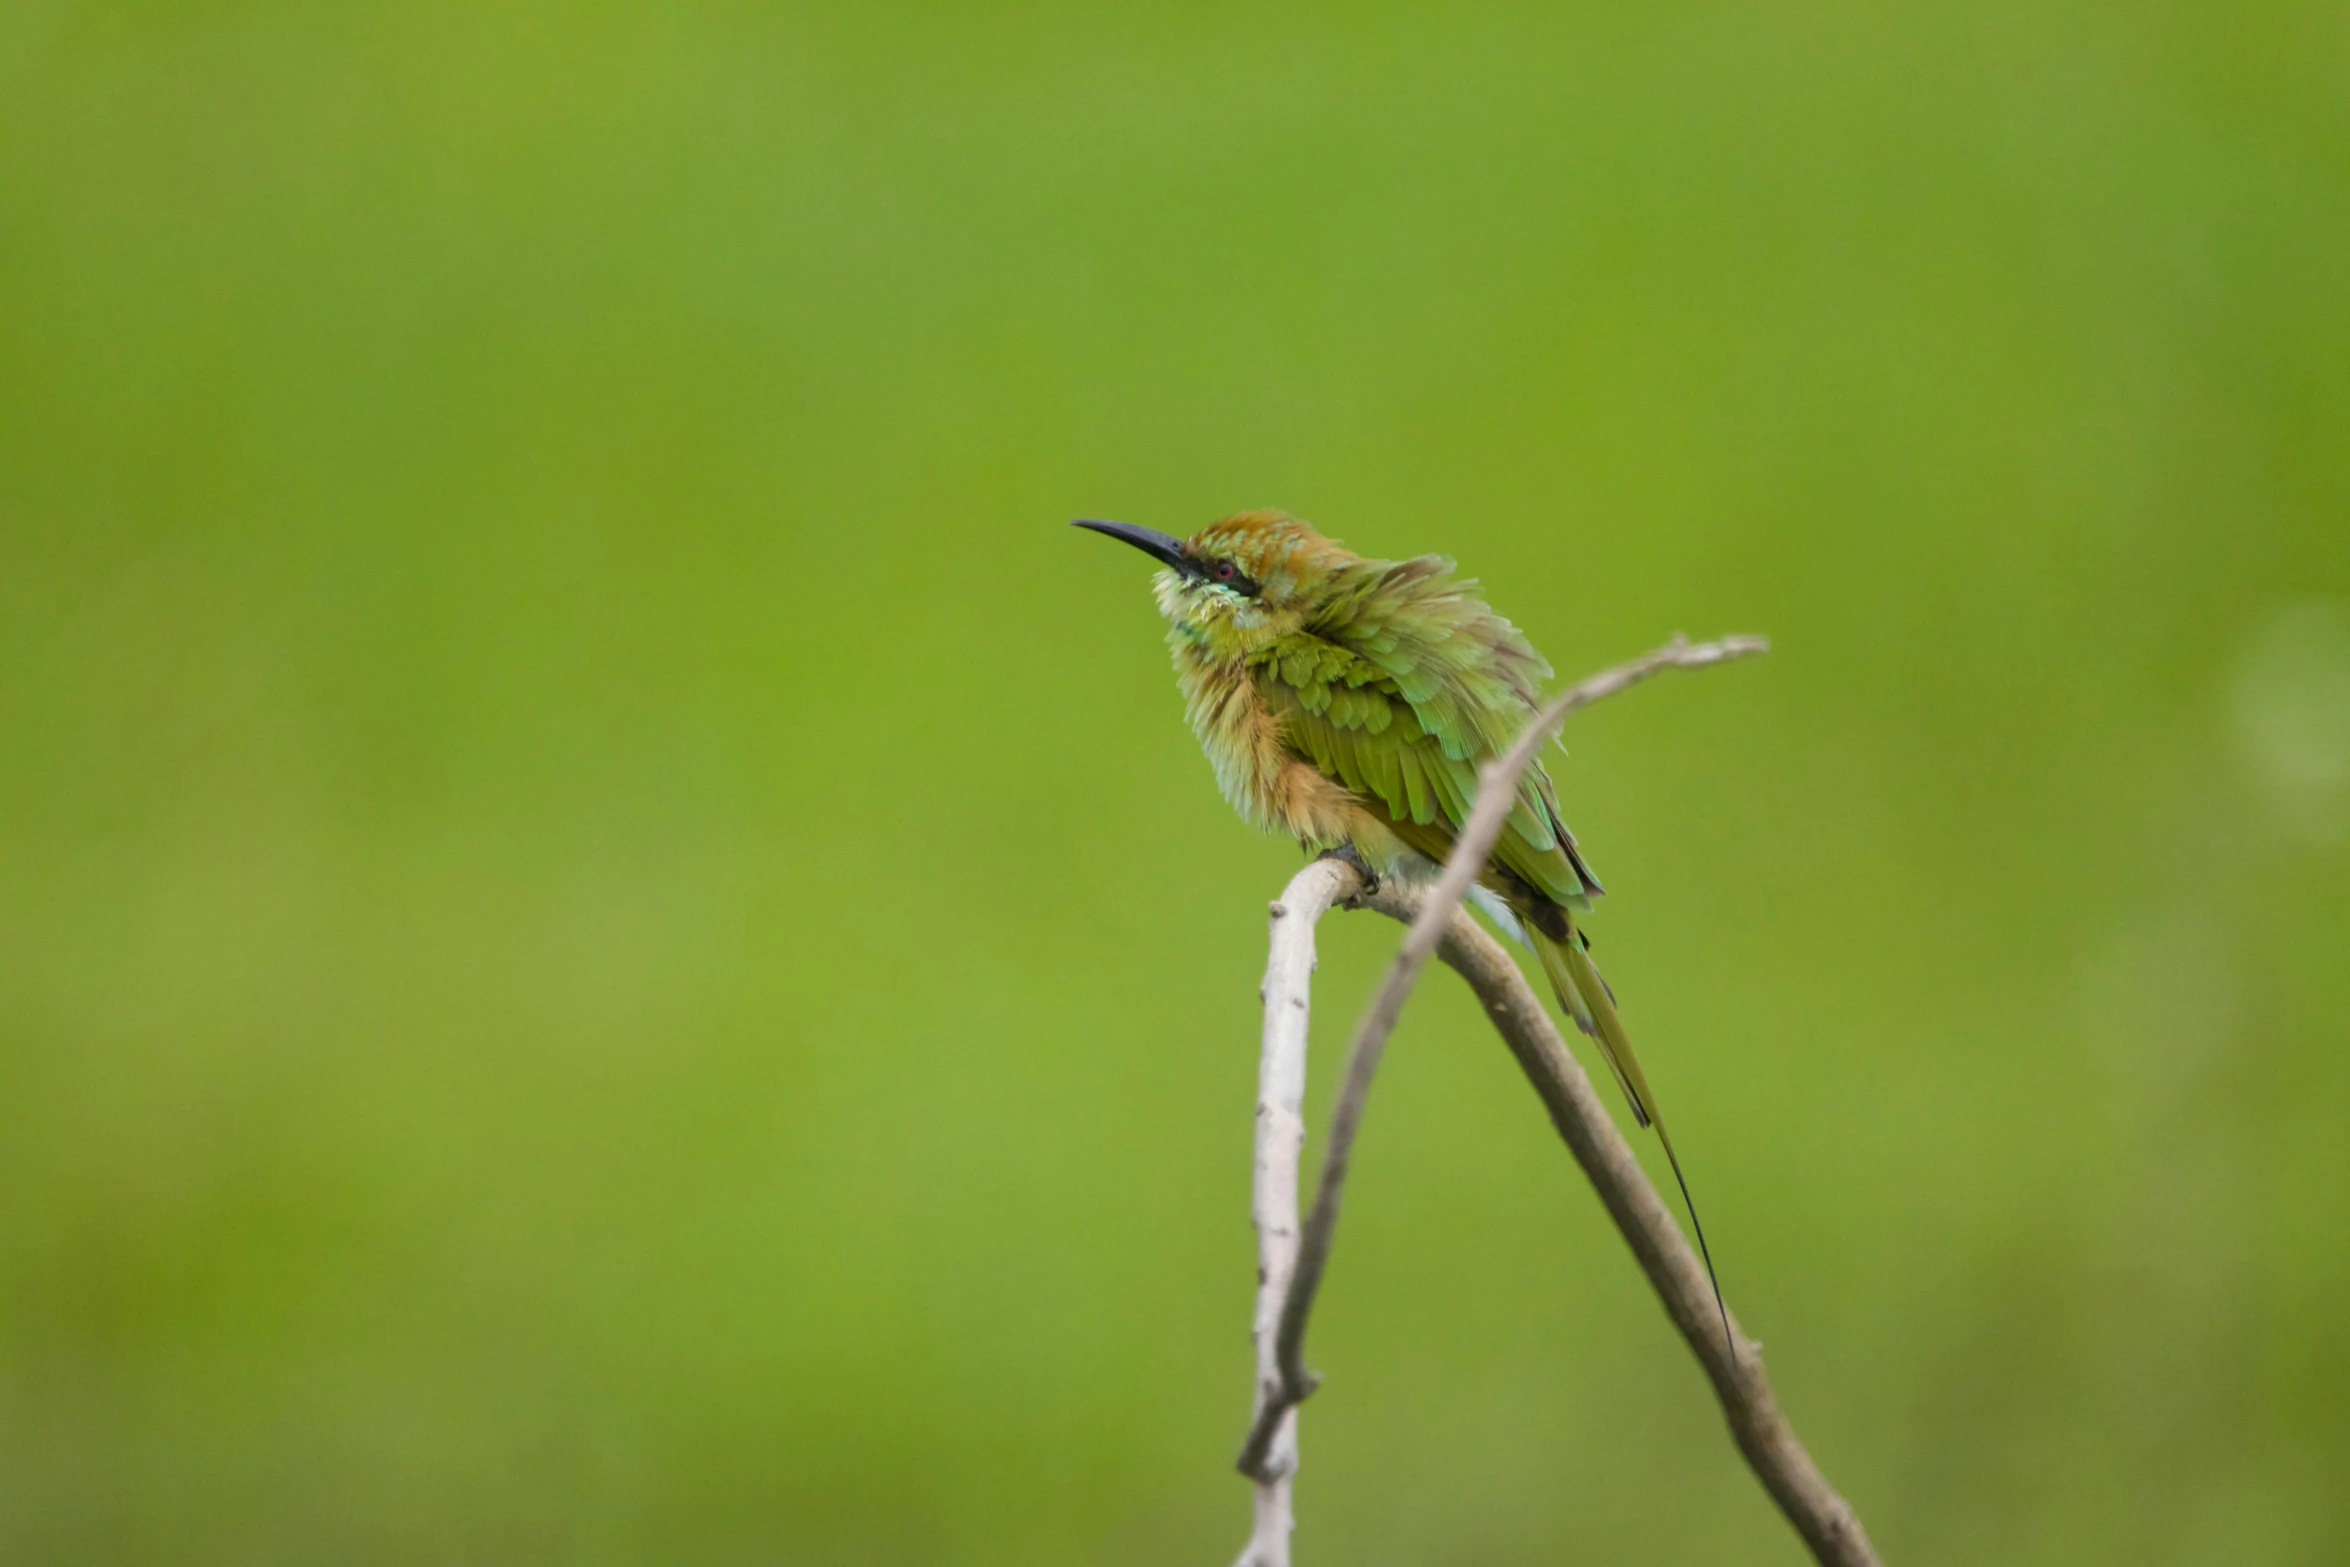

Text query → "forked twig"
[1235,634,1767,1478]
[1230,633,1877,1567]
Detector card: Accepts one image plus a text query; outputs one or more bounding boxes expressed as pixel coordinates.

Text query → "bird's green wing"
[1253,554,1600,906]
[1304,553,1546,758]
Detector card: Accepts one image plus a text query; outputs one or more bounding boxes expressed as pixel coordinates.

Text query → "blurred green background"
[5,1,2348,1561]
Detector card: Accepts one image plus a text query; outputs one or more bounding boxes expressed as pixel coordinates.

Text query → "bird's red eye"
[1215,562,1235,581]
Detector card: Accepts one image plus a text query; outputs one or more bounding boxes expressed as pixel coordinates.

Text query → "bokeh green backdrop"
[5,2,2348,1562]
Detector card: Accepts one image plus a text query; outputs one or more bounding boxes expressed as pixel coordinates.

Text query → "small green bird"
[1078,509,1727,1329]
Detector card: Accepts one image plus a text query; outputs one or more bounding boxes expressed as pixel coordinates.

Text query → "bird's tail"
[1533,927,1656,1131]
[1533,924,1735,1358]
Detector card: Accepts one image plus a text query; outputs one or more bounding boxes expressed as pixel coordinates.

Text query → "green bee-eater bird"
[1077,509,1727,1331]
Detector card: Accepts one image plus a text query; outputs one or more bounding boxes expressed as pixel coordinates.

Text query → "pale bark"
[1229,857,1357,1567]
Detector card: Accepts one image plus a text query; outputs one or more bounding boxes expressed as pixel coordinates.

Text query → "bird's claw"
[1314,844,1379,896]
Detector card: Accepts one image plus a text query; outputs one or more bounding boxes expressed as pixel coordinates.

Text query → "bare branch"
[1229,857,1362,1567]
[1357,880,1881,1566]
[1236,633,1770,1481]
[1225,631,1873,1564]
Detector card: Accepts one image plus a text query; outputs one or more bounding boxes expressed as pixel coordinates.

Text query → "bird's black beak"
[1072,519,1191,571]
